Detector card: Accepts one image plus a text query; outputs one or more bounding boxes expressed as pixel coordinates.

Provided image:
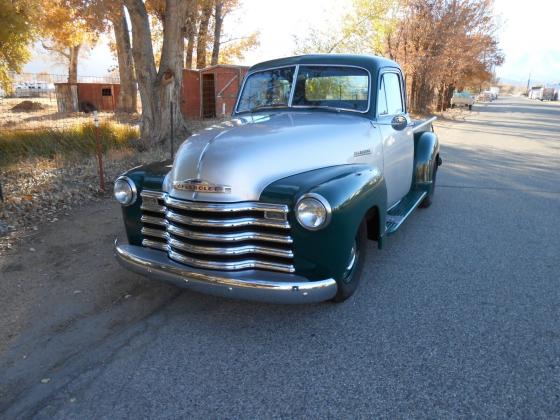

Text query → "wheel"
[419,156,439,208]
[451,104,455,108]
[331,221,367,302]
[468,104,472,111]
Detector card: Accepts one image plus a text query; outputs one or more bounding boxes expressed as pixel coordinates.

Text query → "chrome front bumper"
[114,241,337,304]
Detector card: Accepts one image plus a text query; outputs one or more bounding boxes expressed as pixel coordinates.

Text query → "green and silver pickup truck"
[113,54,442,303]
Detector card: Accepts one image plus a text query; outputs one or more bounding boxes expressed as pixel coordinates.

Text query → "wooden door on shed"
[100,86,114,111]
[202,74,216,118]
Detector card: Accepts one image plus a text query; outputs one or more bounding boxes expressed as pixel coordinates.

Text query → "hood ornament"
[173,179,232,194]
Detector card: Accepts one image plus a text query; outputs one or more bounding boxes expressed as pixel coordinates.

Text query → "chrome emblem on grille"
[173,179,232,194]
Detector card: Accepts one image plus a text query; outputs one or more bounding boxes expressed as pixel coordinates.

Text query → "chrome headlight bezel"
[295,193,332,231]
[114,176,137,206]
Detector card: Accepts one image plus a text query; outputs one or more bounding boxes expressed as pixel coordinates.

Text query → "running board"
[385,190,427,235]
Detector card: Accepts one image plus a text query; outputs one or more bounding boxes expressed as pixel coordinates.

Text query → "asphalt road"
[1,96,559,418]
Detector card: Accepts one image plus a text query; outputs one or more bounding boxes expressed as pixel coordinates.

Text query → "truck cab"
[113,54,441,303]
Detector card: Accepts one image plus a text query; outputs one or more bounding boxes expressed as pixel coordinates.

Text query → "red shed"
[181,65,249,120]
[54,82,120,113]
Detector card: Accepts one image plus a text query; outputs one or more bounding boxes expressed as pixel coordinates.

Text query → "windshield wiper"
[249,103,289,113]
[296,105,342,113]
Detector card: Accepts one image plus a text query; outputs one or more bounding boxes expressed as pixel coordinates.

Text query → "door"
[202,74,216,118]
[376,70,413,207]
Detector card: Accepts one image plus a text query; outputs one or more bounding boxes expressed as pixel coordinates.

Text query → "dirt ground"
[0,198,180,410]
[0,97,139,131]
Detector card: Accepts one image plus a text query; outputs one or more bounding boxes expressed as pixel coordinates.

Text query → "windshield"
[236,65,370,113]
[236,67,295,112]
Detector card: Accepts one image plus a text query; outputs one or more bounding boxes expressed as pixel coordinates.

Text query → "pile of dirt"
[10,101,46,112]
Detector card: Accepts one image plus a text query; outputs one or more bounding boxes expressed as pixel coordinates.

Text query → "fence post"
[93,111,105,192]
[170,101,174,160]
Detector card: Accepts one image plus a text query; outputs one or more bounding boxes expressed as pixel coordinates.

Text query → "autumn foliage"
[296,0,503,113]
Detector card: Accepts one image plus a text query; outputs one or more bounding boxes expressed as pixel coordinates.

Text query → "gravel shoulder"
[0,198,180,413]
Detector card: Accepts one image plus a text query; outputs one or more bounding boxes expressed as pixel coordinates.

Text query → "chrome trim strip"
[140,203,166,214]
[288,64,299,106]
[168,250,295,273]
[166,209,291,229]
[167,237,293,258]
[141,215,167,227]
[164,195,288,213]
[166,223,293,244]
[140,190,165,200]
[141,227,167,239]
[115,242,337,304]
[142,238,168,251]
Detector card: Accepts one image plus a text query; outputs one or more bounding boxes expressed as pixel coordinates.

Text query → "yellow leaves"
[219,32,260,64]
[0,0,38,90]
[39,0,96,49]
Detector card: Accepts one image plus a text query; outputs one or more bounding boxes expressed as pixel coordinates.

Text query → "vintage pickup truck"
[114,54,441,303]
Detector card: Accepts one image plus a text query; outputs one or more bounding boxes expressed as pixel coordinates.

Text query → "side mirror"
[391,115,408,131]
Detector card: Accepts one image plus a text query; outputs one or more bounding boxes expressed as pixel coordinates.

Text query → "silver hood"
[165,111,382,202]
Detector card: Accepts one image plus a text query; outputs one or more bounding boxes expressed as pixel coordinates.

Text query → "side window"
[378,77,388,115]
[382,72,404,115]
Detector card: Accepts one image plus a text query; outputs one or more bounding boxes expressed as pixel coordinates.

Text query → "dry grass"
[0,122,140,167]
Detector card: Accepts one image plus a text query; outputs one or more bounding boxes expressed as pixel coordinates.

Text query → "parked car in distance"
[113,54,442,304]
[477,91,493,102]
[451,91,474,110]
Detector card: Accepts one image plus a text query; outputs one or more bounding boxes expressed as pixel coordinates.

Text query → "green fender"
[119,160,172,245]
[261,165,387,281]
[412,131,440,193]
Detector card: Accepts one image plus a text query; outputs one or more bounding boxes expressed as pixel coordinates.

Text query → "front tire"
[332,221,367,302]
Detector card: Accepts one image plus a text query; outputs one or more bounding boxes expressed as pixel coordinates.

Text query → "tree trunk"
[68,45,80,84]
[112,5,138,113]
[185,33,195,69]
[196,1,212,69]
[184,3,198,69]
[124,0,189,148]
[211,0,223,66]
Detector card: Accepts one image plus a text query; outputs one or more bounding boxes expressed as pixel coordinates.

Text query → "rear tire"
[468,104,472,110]
[332,221,367,302]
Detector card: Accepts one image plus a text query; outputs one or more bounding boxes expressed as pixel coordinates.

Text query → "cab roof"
[248,54,400,74]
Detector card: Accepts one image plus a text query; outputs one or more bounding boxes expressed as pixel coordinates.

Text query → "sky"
[23,0,560,85]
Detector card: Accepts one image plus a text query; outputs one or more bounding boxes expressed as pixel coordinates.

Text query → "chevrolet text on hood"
[113,54,442,304]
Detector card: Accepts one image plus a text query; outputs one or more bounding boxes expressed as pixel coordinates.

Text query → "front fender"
[413,131,440,191]
[260,165,387,281]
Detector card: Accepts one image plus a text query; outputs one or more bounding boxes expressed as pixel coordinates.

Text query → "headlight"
[114,176,137,206]
[295,193,331,230]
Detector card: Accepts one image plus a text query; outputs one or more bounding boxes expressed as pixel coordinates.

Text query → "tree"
[111,5,137,113]
[69,0,138,113]
[39,0,98,83]
[124,0,192,147]
[210,0,223,66]
[0,0,37,92]
[196,0,213,69]
[293,0,503,113]
[184,2,198,69]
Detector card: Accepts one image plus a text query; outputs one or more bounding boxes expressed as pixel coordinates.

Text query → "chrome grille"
[139,190,294,273]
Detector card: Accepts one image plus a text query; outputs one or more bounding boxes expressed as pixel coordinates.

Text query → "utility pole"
[526,71,531,95]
